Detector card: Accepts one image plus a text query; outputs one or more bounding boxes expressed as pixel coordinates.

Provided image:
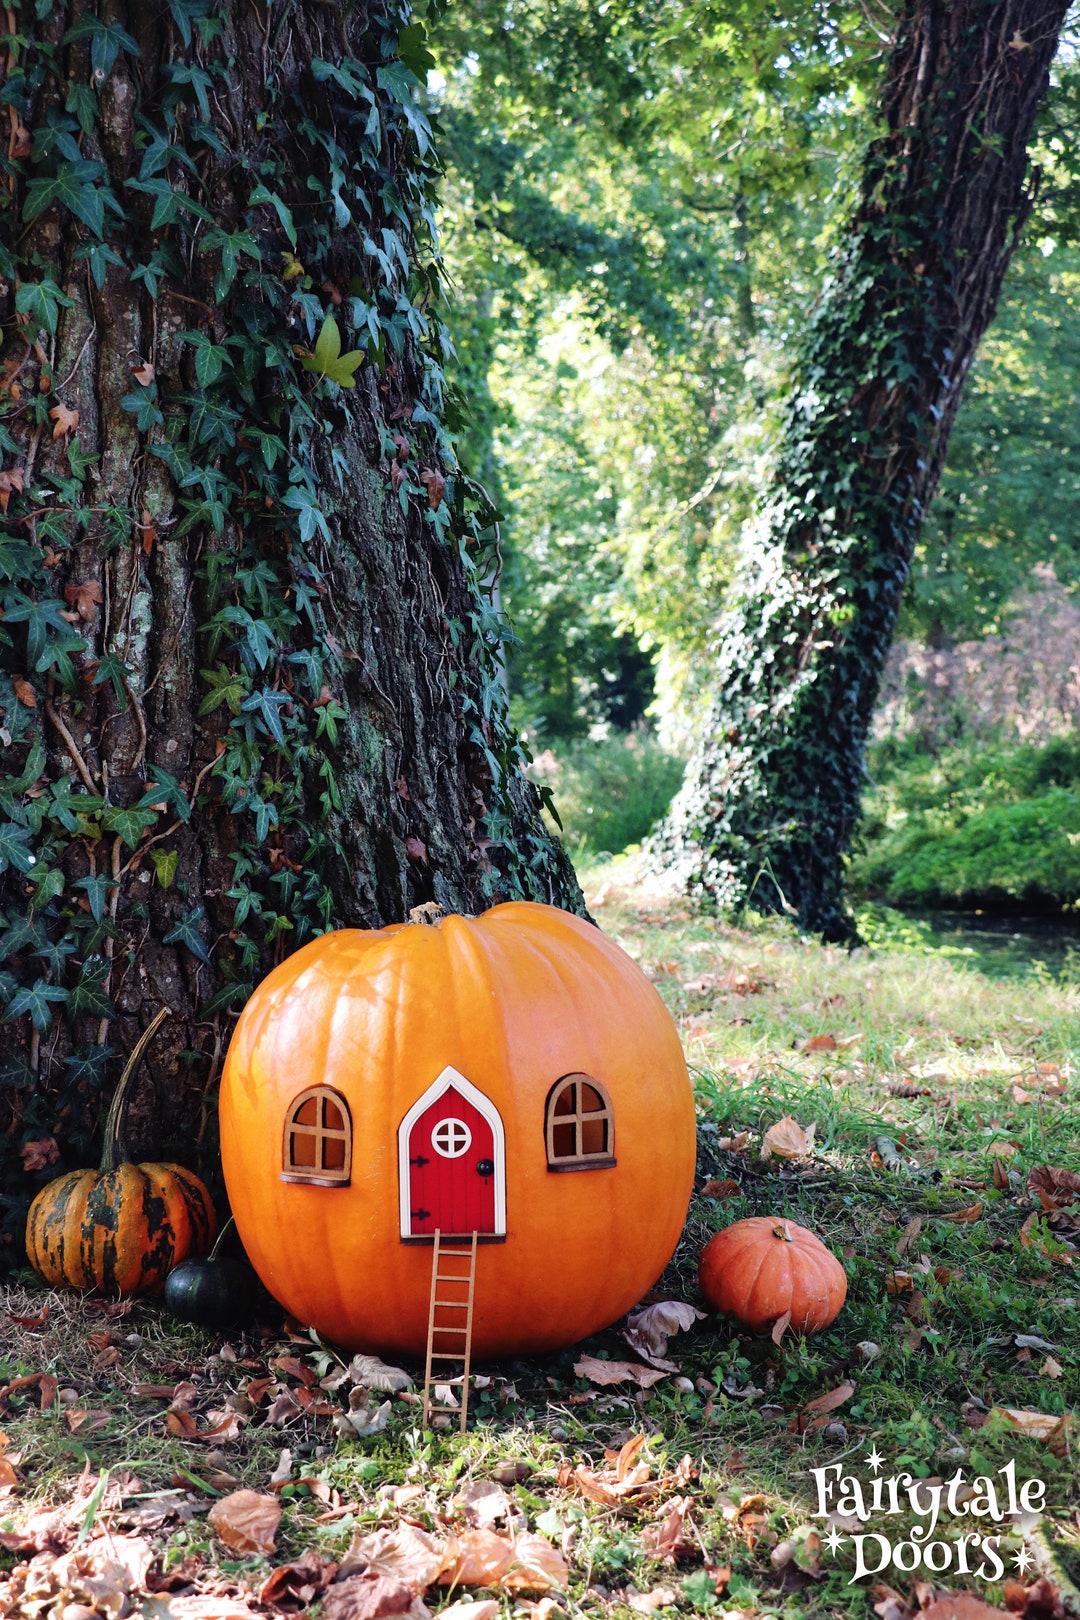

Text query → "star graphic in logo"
[824,1524,847,1556]
[1014,1546,1034,1575]
[865,1445,884,1473]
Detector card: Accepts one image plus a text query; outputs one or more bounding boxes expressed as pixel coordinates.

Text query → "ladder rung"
[430,1351,467,1360]
[433,1325,469,1334]
[434,1300,468,1309]
[436,1275,470,1283]
[439,1247,473,1256]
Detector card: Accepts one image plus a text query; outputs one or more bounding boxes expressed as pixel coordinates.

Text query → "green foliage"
[852,737,1080,909]
[533,732,686,858]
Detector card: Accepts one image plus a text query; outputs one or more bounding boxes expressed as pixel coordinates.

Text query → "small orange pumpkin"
[699,1217,846,1333]
[26,1010,216,1296]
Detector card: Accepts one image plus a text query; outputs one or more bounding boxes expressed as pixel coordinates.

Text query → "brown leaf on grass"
[771,1309,793,1346]
[573,1355,667,1389]
[1028,1165,1080,1205]
[639,1496,697,1561]
[11,675,36,707]
[761,1116,815,1159]
[919,1595,1010,1620]
[435,1604,499,1620]
[208,1489,281,1554]
[1042,1357,1064,1379]
[64,580,103,621]
[1001,1577,1065,1618]
[65,1408,111,1434]
[701,1177,742,1200]
[896,1217,922,1256]
[802,1033,837,1053]
[503,1532,569,1593]
[990,1407,1074,1457]
[941,1202,984,1224]
[993,1158,1012,1191]
[7,1302,47,1328]
[887,1081,930,1098]
[49,402,79,438]
[0,1431,17,1488]
[341,1524,448,1589]
[322,1575,429,1620]
[131,361,155,386]
[259,1550,338,1611]
[804,1381,855,1417]
[624,1300,704,1364]
[19,1136,59,1172]
[458,1480,516,1530]
[1013,1085,1036,1105]
[439,1528,513,1587]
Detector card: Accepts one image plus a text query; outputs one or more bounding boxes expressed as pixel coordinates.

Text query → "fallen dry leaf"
[624,1300,704,1364]
[1028,1165,1080,1205]
[1042,1357,1064,1379]
[49,402,79,438]
[259,1549,338,1612]
[503,1532,569,1593]
[802,1033,837,1053]
[941,1202,984,1224]
[771,1309,792,1346]
[990,1407,1074,1457]
[440,1527,513,1587]
[64,579,103,621]
[11,675,36,708]
[322,1574,428,1620]
[919,1594,1010,1620]
[701,1177,742,1199]
[804,1381,855,1417]
[208,1489,281,1555]
[435,1604,499,1620]
[341,1523,447,1589]
[761,1116,816,1159]
[573,1355,667,1390]
[896,1216,922,1256]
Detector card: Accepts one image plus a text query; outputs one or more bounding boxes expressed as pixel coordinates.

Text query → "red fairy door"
[399,1067,505,1238]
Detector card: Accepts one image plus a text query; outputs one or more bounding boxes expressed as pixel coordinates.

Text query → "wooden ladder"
[422,1230,478,1434]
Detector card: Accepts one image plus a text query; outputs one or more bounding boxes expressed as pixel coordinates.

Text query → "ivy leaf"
[200,978,252,1016]
[240,687,291,745]
[248,182,297,249]
[151,848,179,889]
[301,314,364,388]
[62,15,140,81]
[121,386,165,433]
[199,664,249,717]
[5,979,68,1033]
[15,278,74,336]
[91,650,132,705]
[281,483,330,543]
[67,959,115,1020]
[102,804,158,850]
[74,239,124,290]
[163,905,212,964]
[0,821,35,876]
[24,161,109,236]
[73,873,118,923]
[28,866,65,913]
[63,1044,114,1089]
[179,329,230,387]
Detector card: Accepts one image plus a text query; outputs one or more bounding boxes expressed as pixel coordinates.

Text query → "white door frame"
[397,1065,506,1238]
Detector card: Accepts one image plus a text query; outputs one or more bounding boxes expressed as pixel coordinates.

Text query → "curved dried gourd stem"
[772,1221,793,1242]
[206,1214,236,1263]
[99,1007,170,1173]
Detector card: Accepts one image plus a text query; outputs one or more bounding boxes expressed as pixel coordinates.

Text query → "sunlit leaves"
[301,314,364,388]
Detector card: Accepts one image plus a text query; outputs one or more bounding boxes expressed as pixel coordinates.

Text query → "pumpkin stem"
[407,901,445,926]
[207,1214,236,1263]
[100,1007,170,1173]
[772,1221,793,1242]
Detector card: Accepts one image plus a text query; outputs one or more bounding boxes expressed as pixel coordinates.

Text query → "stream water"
[919,911,1080,980]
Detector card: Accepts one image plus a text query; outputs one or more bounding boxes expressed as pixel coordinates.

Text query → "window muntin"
[282,1086,352,1186]
[545,1074,615,1170]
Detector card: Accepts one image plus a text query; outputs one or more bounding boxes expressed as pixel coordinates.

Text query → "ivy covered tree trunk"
[0,0,582,1260]
[655,0,1069,940]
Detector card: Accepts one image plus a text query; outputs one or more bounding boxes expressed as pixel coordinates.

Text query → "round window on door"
[432,1117,472,1158]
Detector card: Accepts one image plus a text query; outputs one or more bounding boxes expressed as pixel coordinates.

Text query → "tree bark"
[0,0,582,1260]
[654,0,1069,939]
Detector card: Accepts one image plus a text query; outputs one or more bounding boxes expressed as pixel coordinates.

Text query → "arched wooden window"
[545,1074,615,1171]
[281,1086,352,1186]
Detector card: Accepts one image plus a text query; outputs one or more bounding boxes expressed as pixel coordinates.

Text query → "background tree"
[0,0,581,1261]
[653,0,1071,938]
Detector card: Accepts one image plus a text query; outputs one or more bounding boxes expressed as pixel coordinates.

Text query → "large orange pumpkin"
[26,1011,216,1296]
[698,1217,847,1333]
[219,901,696,1358]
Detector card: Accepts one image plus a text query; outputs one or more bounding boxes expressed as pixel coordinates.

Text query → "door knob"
[476,1159,494,1177]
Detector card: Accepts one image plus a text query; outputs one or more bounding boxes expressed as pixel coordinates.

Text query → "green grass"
[3,860,1079,1618]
